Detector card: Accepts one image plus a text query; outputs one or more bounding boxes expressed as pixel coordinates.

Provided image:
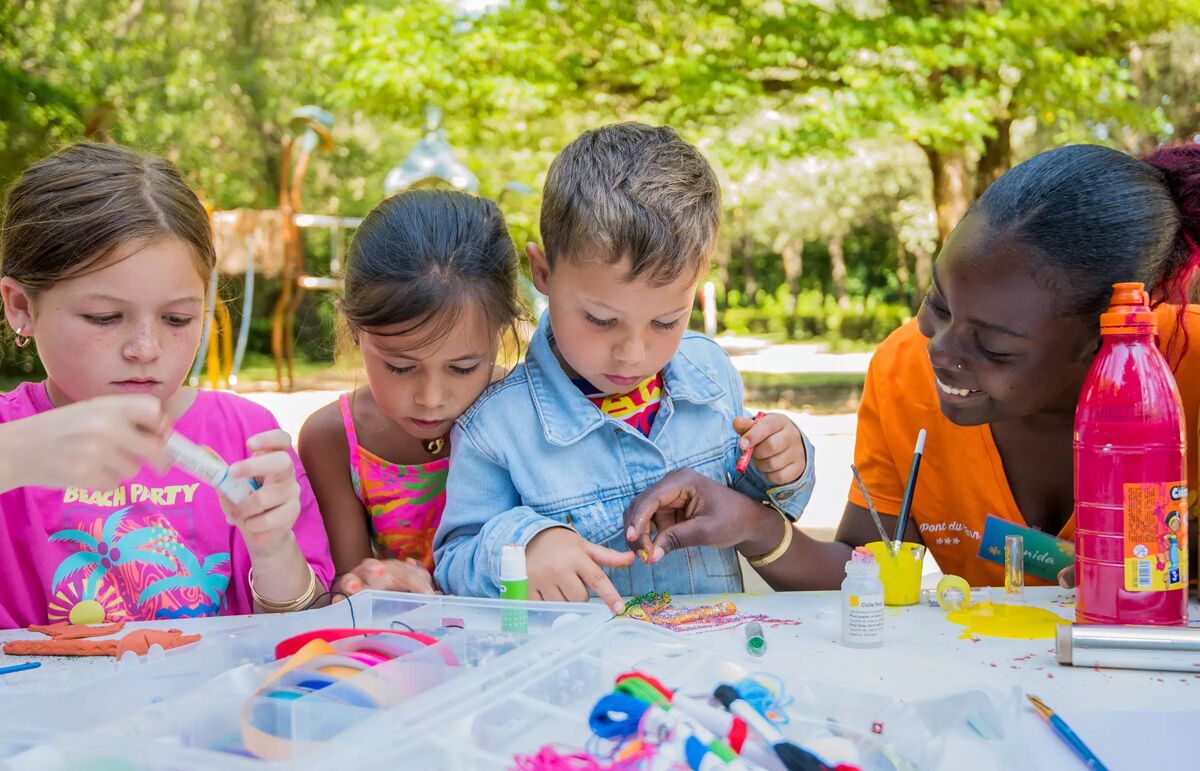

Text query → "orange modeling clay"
[2,622,200,658]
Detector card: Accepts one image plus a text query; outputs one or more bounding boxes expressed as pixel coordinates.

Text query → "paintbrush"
[850,464,890,546]
[1027,694,1108,770]
[891,428,926,554]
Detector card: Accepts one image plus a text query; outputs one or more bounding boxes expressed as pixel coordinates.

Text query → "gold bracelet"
[747,508,794,568]
[250,566,319,613]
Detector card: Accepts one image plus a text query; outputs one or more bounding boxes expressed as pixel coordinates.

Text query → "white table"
[0,587,1192,770]
[667,587,1197,771]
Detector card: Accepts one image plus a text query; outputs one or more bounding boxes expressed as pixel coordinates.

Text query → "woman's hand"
[624,468,784,562]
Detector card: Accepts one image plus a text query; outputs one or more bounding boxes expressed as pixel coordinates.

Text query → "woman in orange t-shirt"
[623,143,1200,588]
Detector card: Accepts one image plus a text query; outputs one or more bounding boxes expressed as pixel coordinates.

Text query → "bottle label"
[845,593,884,642]
[1123,482,1188,592]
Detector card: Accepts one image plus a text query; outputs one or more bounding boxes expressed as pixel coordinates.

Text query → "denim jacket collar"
[524,311,728,446]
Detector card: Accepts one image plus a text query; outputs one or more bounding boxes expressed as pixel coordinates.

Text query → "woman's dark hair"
[972,143,1200,319]
[340,189,521,348]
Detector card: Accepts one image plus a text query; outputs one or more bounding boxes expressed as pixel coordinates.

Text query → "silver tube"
[1057,624,1200,672]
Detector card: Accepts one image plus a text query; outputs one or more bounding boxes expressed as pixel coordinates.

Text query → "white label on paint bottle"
[844,592,884,645]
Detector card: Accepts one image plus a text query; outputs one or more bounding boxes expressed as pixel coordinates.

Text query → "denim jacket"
[433,312,816,598]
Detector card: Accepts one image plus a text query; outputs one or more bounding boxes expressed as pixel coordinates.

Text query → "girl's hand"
[224,430,302,559]
[333,557,437,597]
[733,413,808,485]
[0,394,169,493]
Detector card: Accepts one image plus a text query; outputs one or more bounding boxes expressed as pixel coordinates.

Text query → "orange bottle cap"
[1100,282,1156,334]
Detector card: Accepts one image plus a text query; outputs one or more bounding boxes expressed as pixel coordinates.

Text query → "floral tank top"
[338,394,447,571]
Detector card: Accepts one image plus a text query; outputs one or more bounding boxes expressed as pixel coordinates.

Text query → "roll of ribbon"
[936,575,972,611]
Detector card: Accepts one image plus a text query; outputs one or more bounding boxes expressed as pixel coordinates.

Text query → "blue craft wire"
[588,692,648,740]
[736,674,793,726]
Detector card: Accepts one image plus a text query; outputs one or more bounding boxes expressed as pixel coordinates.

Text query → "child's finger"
[753,452,794,475]
[575,555,625,614]
[732,415,758,436]
[229,451,294,482]
[735,415,774,451]
[583,541,636,569]
[246,429,294,454]
[233,481,298,521]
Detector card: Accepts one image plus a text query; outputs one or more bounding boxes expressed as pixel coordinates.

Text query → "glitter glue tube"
[1057,624,1200,673]
[499,544,528,634]
[1005,534,1025,603]
[165,432,258,503]
[744,621,766,656]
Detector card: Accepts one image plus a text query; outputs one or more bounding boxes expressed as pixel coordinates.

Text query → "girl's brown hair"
[1,142,215,297]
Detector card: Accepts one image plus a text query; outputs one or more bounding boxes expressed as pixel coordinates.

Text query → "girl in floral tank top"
[338,393,447,570]
[298,190,521,596]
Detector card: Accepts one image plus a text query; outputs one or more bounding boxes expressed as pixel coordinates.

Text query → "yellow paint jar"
[866,541,925,606]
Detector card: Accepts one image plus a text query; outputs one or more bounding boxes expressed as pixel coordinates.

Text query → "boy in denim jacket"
[434,123,815,611]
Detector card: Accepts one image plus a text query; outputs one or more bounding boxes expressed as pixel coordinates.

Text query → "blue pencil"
[0,661,40,676]
[1028,694,1108,771]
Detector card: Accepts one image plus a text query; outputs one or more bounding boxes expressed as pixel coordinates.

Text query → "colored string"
[735,674,793,725]
[303,590,356,628]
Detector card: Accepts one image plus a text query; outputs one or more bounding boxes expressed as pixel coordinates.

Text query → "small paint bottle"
[842,547,884,648]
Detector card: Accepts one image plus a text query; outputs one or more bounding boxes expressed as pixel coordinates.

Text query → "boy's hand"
[525,528,634,613]
[224,430,303,559]
[733,412,808,485]
[334,557,436,597]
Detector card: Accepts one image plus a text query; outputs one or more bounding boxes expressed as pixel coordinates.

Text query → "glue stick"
[500,544,528,634]
[164,432,258,503]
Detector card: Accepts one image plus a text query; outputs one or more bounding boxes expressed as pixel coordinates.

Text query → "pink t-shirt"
[0,382,333,629]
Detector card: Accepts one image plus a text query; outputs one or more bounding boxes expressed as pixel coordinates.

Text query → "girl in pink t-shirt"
[0,143,332,629]
[298,190,521,597]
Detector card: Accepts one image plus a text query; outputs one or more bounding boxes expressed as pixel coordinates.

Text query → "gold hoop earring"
[13,326,31,349]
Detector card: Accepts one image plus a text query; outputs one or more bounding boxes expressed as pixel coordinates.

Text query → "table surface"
[1,586,1193,771]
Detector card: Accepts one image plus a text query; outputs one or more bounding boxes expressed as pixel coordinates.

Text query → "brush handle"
[892,429,926,550]
[1049,713,1109,771]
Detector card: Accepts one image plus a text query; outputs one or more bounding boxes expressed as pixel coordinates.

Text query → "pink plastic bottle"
[1075,282,1188,625]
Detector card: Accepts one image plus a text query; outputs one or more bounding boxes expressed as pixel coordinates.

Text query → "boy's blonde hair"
[540,122,720,286]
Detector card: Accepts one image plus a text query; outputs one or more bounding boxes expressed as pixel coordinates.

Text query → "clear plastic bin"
[0,591,605,770]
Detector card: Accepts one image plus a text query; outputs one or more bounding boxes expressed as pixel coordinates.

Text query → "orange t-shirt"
[848,305,1200,587]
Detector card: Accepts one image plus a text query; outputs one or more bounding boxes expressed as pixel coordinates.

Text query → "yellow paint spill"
[945,602,1071,640]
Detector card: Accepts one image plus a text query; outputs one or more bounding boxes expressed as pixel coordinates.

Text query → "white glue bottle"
[164,432,258,504]
[842,546,884,648]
